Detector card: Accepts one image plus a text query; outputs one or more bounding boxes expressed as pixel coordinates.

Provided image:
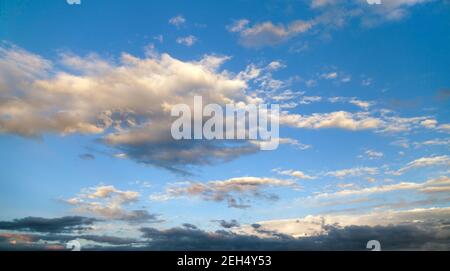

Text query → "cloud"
[325,166,378,179]
[168,15,186,27]
[321,72,338,80]
[239,206,450,243]
[396,155,450,175]
[273,168,316,180]
[315,176,450,199]
[311,0,434,27]
[0,44,440,173]
[228,1,435,47]
[364,150,384,159]
[0,44,269,173]
[0,230,143,250]
[299,96,322,105]
[213,219,240,229]
[328,97,373,110]
[176,35,197,46]
[228,20,313,47]
[439,123,450,133]
[280,109,440,134]
[79,153,95,160]
[65,185,161,223]
[421,119,438,128]
[280,111,382,130]
[66,0,81,5]
[138,215,450,250]
[414,138,450,148]
[0,216,98,233]
[149,177,299,208]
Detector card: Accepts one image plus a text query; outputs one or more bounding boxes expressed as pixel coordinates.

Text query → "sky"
[0,0,449,250]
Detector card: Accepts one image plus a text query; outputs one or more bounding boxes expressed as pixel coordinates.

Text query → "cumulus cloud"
[364,149,384,159]
[310,0,434,27]
[228,1,434,47]
[0,44,440,173]
[241,206,450,241]
[228,19,313,47]
[298,96,322,105]
[0,44,269,173]
[139,212,450,250]
[280,109,440,134]
[0,230,142,250]
[65,185,161,223]
[149,177,299,208]
[414,138,450,148]
[315,176,450,199]
[1,207,449,250]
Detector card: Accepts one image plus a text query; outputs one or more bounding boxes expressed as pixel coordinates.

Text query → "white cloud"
[239,206,450,238]
[227,19,250,32]
[273,168,316,180]
[421,119,438,129]
[280,111,382,130]
[266,61,286,71]
[64,185,157,222]
[321,72,338,80]
[169,15,186,27]
[228,20,313,47]
[438,124,450,133]
[325,167,378,179]
[0,45,262,172]
[176,35,197,46]
[348,99,372,110]
[414,138,450,148]
[299,96,322,105]
[364,149,384,159]
[396,155,450,175]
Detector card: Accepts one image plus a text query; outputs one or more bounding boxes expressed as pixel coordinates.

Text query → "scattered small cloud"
[176,35,197,46]
[169,15,186,27]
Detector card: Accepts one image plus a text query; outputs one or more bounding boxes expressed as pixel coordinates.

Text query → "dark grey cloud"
[0,216,99,233]
[213,219,240,229]
[113,139,259,175]
[120,210,164,224]
[139,222,450,251]
[0,232,141,251]
[182,223,198,230]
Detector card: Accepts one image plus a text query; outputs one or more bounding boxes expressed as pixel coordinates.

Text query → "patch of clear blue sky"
[0,0,449,224]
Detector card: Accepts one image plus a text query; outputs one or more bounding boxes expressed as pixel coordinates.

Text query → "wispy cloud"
[150,177,299,208]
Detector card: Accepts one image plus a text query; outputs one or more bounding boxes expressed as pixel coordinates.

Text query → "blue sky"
[0,0,449,250]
